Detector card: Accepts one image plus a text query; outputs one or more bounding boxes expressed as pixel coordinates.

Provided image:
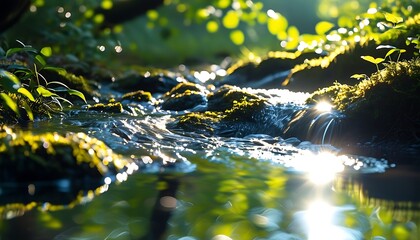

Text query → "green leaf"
[35,54,46,68]
[384,12,403,24]
[40,46,52,57]
[0,69,21,92]
[18,87,35,101]
[384,48,406,59]
[384,49,398,58]
[55,96,72,106]
[361,56,385,64]
[68,89,87,103]
[0,93,20,116]
[21,100,34,121]
[43,66,67,74]
[37,86,58,97]
[6,46,37,57]
[315,21,335,35]
[47,81,70,89]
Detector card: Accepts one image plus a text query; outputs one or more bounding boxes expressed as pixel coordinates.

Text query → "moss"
[122,90,152,102]
[308,58,420,140]
[87,102,123,113]
[224,98,267,121]
[42,69,96,97]
[160,82,208,111]
[161,90,207,111]
[207,85,262,111]
[174,86,270,136]
[164,82,205,97]
[0,126,132,182]
[178,111,223,135]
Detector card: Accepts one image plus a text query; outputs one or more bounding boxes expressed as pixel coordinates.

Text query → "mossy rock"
[176,111,223,136]
[41,68,97,98]
[87,102,123,113]
[172,85,284,137]
[163,82,207,97]
[122,90,152,102]
[308,58,420,141]
[112,70,180,94]
[207,85,262,111]
[0,126,133,182]
[161,82,208,111]
[161,91,207,111]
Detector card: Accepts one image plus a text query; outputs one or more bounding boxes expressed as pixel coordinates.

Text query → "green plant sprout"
[360,55,385,79]
[376,45,407,62]
[0,41,87,123]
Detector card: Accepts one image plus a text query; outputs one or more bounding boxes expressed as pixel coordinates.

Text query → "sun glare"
[305,200,335,239]
[304,200,353,240]
[293,151,345,184]
[315,101,333,112]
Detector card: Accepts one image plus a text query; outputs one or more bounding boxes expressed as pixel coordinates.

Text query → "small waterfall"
[283,105,344,145]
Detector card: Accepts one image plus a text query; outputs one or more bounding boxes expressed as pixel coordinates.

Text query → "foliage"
[0,41,86,123]
[1,0,418,67]
[228,0,419,85]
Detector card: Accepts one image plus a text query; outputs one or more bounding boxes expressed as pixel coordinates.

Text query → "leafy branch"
[0,41,87,123]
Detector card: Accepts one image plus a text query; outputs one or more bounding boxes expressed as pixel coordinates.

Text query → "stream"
[0,80,419,240]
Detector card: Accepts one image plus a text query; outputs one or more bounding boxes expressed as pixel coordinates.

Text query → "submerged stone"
[0,126,133,182]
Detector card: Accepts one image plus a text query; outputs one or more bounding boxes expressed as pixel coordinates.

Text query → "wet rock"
[282,107,344,144]
[161,91,207,111]
[308,58,420,143]
[174,111,222,136]
[112,71,181,94]
[160,82,208,111]
[207,85,261,111]
[0,126,134,182]
[87,102,123,113]
[122,90,152,102]
[163,82,207,97]
[170,85,285,137]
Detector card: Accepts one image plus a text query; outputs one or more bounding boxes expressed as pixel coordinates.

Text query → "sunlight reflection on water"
[292,200,363,240]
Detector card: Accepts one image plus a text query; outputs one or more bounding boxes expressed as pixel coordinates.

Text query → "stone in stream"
[168,85,287,137]
[87,102,124,113]
[160,82,208,111]
[111,70,181,94]
[122,90,153,102]
[0,126,134,182]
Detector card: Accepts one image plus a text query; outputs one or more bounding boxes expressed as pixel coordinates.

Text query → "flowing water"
[1,87,419,240]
